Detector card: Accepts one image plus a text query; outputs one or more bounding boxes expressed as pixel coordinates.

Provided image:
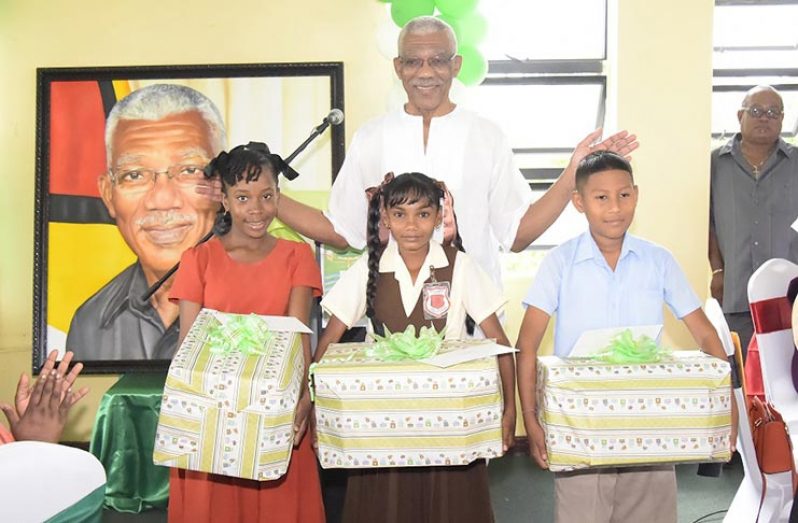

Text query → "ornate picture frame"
[33,63,345,373]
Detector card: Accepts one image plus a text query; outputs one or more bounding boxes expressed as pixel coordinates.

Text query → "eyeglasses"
[741,106,784,120]
[398,54,455,73]
[109,164,207,192]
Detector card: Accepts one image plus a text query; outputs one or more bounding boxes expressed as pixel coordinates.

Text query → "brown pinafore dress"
[341,245,495,523]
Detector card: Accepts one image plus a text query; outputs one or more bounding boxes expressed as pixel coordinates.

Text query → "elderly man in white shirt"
[277,16,637,283]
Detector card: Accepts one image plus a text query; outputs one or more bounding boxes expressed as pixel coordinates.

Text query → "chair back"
[747,259,798,406]
[0,441,106,522]
[706,298,762,488]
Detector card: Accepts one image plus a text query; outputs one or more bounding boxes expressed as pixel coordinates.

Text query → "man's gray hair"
[105,83,227,164]
[397,16,458,56]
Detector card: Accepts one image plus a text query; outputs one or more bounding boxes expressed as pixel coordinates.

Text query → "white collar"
[379,240,450,274]
[378,240,451,316]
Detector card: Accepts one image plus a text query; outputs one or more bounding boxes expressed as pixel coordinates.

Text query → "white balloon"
[387,78,408,113]
[449,78,471,105]
[376,16,400,60]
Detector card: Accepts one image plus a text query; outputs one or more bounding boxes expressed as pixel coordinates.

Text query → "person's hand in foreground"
[0,351,89,442]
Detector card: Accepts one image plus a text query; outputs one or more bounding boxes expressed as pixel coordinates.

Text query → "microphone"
[282,108,345,176]
[324,108,345,126]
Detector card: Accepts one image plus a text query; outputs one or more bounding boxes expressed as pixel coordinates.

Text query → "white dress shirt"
[326,106,533,286]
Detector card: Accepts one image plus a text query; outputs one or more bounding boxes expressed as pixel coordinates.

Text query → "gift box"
[311,339,505,469]
[153,309,310,480]
[537,351,732,472]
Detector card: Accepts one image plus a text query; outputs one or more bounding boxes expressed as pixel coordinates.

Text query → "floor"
[102,455,743,523]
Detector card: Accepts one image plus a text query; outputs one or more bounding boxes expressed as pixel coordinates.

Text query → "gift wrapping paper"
[312,340,505,469]
[537,351,732,472]
[153,310,304,480]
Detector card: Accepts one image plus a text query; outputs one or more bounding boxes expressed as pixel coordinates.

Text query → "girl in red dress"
[168,142,325,523]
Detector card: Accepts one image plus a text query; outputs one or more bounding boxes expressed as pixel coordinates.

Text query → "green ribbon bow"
[206,314,272,356]
[592,329,670,364]
[368,325,445,362]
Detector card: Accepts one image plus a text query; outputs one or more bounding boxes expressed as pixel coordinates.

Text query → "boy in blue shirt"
[516,151,737,523]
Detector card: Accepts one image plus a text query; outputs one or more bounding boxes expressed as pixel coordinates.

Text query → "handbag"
[749,396,795,475]
[748,396,798,521]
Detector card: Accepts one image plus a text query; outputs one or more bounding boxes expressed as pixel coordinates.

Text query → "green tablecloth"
[89,373,169,512]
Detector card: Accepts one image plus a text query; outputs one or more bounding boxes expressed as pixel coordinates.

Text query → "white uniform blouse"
[321,241,506,339]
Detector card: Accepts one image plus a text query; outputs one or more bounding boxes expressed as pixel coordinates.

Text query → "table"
[89,372,169,512]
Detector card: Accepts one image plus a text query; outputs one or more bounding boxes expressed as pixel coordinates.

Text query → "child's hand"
[310,406,319,451]
[527,418,549,470]
[293,394,313,447]
[16,351,85,418]
[501,408,516,452]
[1,370,81,443]
[194,177,223,203]
[729,398,739,454]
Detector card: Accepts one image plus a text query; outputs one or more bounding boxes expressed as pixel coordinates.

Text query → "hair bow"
[365,172,396,201]
[243,141,300,180]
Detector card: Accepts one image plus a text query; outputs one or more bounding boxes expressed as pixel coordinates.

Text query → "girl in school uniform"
[315,171,516,523]
[168,143,325,523]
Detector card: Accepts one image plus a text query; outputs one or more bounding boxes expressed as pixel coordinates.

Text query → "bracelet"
[521,408,537,414]
[712,268,724,275]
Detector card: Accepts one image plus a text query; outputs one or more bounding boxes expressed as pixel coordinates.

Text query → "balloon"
[376,17,401,59]
[388,78,409,113]
[436,14,461,40]
[437,11,486,47]
[457,45,488,86]
[448,78,470,104]
[391,0,435,28]
[456,11,487,46]
[435,0,478,18]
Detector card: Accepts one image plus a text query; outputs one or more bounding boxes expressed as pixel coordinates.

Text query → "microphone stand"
[141,112,339,302]
[282,117,336,178]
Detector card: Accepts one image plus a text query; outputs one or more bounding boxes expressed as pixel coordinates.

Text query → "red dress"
[168,237,325,523]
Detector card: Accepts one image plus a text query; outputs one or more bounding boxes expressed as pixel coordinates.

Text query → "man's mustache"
[135,211,196,228]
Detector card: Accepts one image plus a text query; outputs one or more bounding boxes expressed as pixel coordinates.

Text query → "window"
[476,0,607,190]
[712,1,798,146]
[470,0,607,251]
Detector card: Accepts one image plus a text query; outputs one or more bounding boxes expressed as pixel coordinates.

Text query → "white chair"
[747,259,798,454]
[0,441,106,522]
[706,298,794,522]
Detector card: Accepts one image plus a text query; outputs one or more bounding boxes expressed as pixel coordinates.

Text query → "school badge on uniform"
[422,281,450,320]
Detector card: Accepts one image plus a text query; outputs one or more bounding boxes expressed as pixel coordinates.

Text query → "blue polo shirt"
[523,232,701,357]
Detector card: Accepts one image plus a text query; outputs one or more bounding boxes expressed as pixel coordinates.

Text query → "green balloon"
[456,11,487,46]
[391,0,435,28]
[457,45,488,86]
[436,14,461,39]
[435,0,478,18]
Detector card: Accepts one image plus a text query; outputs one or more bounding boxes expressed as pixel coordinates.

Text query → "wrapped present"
[537,351,732,472]
[311,339,505,469]
[153,309,310,480]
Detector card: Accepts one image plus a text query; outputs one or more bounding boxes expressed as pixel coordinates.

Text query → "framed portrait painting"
[33,63,345,372]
